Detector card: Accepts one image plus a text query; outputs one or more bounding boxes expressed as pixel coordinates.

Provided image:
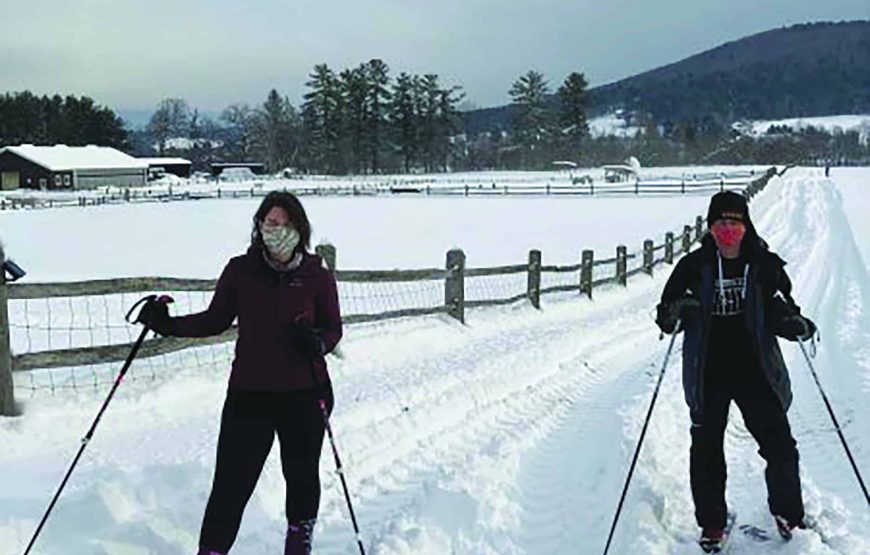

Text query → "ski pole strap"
[125,294,157,323]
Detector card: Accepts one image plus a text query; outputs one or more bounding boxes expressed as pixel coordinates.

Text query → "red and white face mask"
[710,220,746,250]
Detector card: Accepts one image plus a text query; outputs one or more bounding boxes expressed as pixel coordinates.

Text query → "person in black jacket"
[656,191,816,551]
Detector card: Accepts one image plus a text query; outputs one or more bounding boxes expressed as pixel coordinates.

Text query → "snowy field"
[2,193,718,281]
[0,166,770,207]
[829,167,870,273]
[588,112,870,142]
[1,167,869,554]
[735,115,870,141]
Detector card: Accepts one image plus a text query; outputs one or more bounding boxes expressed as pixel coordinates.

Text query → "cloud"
[1,0,866,112]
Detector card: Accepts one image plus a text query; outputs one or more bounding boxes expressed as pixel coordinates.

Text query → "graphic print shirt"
[706,254,757,383]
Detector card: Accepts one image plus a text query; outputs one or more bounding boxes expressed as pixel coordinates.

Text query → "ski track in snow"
[1,168,869,554]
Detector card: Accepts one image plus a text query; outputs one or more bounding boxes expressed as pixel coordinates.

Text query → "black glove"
[656,297,701,334]
[135,295,176,337]
[288,323,325,359]
[776,314,817,342]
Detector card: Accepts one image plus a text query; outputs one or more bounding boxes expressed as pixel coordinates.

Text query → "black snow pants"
[690,369,804,529]
[198,382,333,553]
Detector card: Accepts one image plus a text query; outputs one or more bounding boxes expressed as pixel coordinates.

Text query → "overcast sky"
[2,0,867,115]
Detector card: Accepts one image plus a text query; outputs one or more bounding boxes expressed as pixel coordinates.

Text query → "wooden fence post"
[616,245,627,286]
[446,249,465,323]
[665,232,674,264]
[580,250,594,298]
[315,243,337,271]
[695,216,704,242]
[0,245,16,416]
[747,180,757,198]
[527,249,541,309]
[682,225,692,254]
[643,239,654,275]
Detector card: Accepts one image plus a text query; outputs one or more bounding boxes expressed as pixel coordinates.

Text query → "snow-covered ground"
[2,193,715,281]
[588,113,642,138]
[734,115,870,143]
[1,168,868,554]
[829,167,870,272]
[0,166,769,206]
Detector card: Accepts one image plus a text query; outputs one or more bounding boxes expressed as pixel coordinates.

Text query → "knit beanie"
[707,191,749,225]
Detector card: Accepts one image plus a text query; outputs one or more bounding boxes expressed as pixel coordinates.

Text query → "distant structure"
[138,157,192,179]
[0,145,147,190]
[209,162,266,178]
[602,156,641,183]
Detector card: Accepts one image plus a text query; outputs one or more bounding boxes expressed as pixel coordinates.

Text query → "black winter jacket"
[659,232,803,423]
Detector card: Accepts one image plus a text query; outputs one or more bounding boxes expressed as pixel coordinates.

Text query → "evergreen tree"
[557,72,589,156]
[412,74,464,172]
[365,59,392,173]
[301,64,344,173]
[433,83,464,171]
[0,91,127,149]
[257,89,299,172]
[417,74,441,172]
[339,66,370,174]
[509,70,553,166]
[390,72,419,172]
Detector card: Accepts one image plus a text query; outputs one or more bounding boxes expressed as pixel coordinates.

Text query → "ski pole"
[296,313,366,555]
[24,295,159,555]
[315,393,366,555]
[797,339,870,507]
[603,319,681,555]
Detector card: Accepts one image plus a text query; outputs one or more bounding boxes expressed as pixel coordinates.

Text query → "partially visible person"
[656,191,816,553]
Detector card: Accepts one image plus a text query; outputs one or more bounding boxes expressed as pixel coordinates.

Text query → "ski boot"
[285,518,316,555]
[699,527,726,553]
[774,514,807,541]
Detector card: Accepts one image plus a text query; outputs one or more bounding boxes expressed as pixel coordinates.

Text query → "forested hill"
[462,21,870,134]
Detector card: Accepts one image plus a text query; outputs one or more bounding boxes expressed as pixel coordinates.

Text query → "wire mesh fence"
[0,168,780,406]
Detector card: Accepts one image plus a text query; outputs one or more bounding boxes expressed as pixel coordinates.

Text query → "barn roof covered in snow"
[0,145,147,171]
[137,157,192,166]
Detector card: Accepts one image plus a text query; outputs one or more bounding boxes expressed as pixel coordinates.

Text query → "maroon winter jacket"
[171,246,342,392]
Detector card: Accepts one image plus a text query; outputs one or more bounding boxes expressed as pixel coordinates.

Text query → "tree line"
[135,64,592,174]
[138,60,466,175]
[0,92,127,149]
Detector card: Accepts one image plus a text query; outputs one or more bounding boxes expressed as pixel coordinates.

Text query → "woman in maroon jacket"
[139,191,342,555]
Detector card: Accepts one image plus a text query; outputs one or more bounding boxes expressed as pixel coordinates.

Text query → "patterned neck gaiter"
[260,225,300,261]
